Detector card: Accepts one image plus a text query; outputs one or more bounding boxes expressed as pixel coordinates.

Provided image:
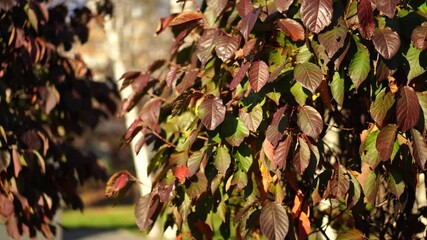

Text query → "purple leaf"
[276,19,305,42]
[300,0,333,34]
[273,136,292,169]
[198,95,226,130]
[376,0,399,19]
[197,29,219,66]
[176,68,198,93]
[260,201,290,240]
[396,86,420,132]
[236,0,254,18]
[372,27,401,60]
[318,19,348,58]
[297,105,323,139]
[294,62,323,93]
[328,163,350,198]
[411,25,427,51]
[375,124,398,161]
[357,0,375,39]
[248,60,269,92]
[240,8,260,42]
[215,34,241,62]
[230,61,250,90]
[166,65,179,87]
[275,0,294,13]
[239,104,263,132]
[206,0,229,17]
[293,137,311,175]
[135,194,159,231]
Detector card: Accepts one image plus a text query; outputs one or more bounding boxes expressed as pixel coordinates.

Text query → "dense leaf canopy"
[113,0,427,239]
[0,0,116,238]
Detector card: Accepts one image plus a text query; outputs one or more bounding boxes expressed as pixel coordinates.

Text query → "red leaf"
[263,139,275,162]
[248,60,269,92]
[240,8,260,41]
[277,19,305,42]
[376,124,397,161]
[275,0,294,13]
[297,105,324,139]
[273,136,292,169]
[176,68,198,94]
[156,15,175,35]
[215,34,241,62]
[105,170,139,198]
[300,0,333,34]
[411,25,427,51]
[230,61,250,90]
[174,166,190,183]
[197,29,219,66]
[357,0,375,39]
[293,137,311,175]
[260,202,290,240]
[169,11,204,26]
[372,27,401,59]
[198,95,226,130]
[0,194,14,217]
[396,86,420,132]
[376,0,399,18]
[236,0,254,18]
[294,62,323,94]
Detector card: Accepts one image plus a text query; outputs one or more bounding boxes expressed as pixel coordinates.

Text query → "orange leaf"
[298,211,310,240]
[291,192,303,218]
[174,166,190,183]
[169,11,204,26]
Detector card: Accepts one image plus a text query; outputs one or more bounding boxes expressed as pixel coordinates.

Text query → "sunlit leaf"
[236,0,254,18]
[235,144,253,172]
[176,68,198,94]
[214,145,231,174]
[300,0,333,34]
[396,86,420,132]
[105,170,139,198]
[318,19,348,58]
[240,8,260,41]
[404,44,425,82]
[197,29,219,66]
[249,60,270,92]
[297,105,323,139]
[230,61,251,90]
[370,88,395,127]
[411,25,427,50]
[215,34,241,62]
[372,27,401,60]
[275,0,293,13]
[291,82,308,106]
[388,169,405,198]
[294,62,323,93]
[174,166,190,183]
[293,137,311,175]
[169,11,204,26]
[364,170,379,205]
[224,117,250,146]
[348,42,370,89]
[260,201,289,240]
[357,0,375,39]
[330,71,344,106]
[376,124,398,161]
[186,172,208,199]
[328,163,350,198]
[273,135,292,169]
[417,92,427,130]
[277,19,305,42]
[239,104,263,132]
[198,95,226,130]
[363,130,381,168]
[135,194,159,231]
[206,0,228,17]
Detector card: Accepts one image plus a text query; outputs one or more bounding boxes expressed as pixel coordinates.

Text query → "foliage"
[112,0,427,239]
[0,0,116,238]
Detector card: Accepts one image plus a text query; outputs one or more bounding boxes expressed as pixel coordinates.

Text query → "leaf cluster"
[114,0,427,239]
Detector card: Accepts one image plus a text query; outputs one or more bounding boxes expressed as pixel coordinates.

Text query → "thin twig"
[325,123,354,131]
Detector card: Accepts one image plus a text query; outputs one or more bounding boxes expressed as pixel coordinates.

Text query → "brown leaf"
[169,11,204,26]
[357,0,375,39]
[277,19,305,42]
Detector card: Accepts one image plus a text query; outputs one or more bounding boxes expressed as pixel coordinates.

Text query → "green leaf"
[396,86,420,132]
[27,8,38,32]
[389,169,405,198]
[364,170,379,206]
[370,88,395,127]
[294,62,323,93]
[296,44,313,64]
[224,117,250,147]
[198,95,226,131]
[260,201,289,240]
[297,105,323,139]
[186,172,208,199]
[266,91,281,105]
[231,170,248,190]
[187,148,205,176]
[214,145,231,174]
[330,71,344,106]
[348,42,370,89]
[376,124,398,161]
[291,82,308,106]
[404,44,425,83]
[234,144,253,172]
[363,130,381,168]
[293,137,311,175]
[239,104,263,132]
[318,19,348,58]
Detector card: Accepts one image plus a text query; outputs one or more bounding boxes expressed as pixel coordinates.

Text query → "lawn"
[61,205,140,233]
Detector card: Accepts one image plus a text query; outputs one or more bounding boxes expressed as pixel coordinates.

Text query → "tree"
[0,0,117,238]
[111,0,427,239]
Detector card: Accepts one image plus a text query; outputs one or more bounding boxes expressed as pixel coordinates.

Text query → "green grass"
[62,205,140,233]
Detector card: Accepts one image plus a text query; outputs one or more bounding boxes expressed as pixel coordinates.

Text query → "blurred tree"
[0,0,118,238]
